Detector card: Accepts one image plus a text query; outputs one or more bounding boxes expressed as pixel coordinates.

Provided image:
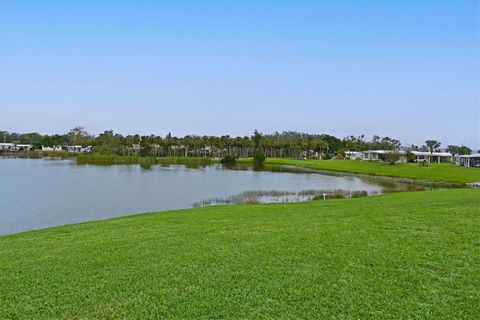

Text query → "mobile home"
[454,154,480,168]
[410,151,452,163]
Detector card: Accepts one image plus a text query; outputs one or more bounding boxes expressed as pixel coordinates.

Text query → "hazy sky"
[0,0,479,147]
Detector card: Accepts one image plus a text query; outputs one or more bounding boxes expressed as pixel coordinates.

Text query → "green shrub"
[406,151,416,163]
[351,191,368,198]
[220,155,237,164]
[253,149,266,164]
[329,191,346,199]
[419,160,429,167]
[385,152,402,165]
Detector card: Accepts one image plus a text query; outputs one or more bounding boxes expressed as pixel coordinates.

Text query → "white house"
[81,146,92,153]
[454,154,480,168]
[42,145,63,152]
[199,146,213,157]
[345,151,363,160]
[410,151,453,163]
[0,143,32,152]
[14,144,33,151]
[65,145,83,153]
[361,150,407,163]
[0,143,15,151]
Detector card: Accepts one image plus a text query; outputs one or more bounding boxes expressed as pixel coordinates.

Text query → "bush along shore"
[75,154,217,166]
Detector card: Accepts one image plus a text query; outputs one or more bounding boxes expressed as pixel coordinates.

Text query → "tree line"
[0,127,473,159]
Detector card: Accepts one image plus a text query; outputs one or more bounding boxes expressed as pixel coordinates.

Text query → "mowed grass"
[259,158,480,184]
[1,189,479,319]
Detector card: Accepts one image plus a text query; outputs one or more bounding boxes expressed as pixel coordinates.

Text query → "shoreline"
[3,154,478,184]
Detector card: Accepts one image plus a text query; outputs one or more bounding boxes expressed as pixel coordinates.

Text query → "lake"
[0,158,417,235]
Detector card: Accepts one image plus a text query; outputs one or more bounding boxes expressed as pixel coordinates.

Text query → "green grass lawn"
[1,189,479,319]
[256,158,480,184]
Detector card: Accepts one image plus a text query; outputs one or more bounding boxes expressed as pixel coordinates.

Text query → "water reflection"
[1,158,432,235]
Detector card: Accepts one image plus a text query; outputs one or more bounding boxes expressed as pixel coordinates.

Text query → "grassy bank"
[1,189,479,318]
[247,158,480,184]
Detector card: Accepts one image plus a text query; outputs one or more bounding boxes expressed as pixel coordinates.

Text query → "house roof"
[455,154,480,158]
[362,150,406,155]
[410,151,452,157]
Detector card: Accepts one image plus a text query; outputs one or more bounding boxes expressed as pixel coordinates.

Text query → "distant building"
[0,143,32,152]
[59,145,92,153]
[410,151,452,163]
[199,146,212,157]
[129,144,141,155]
[41,145,63,152]
[454,154,480,168]
[65,145,83,153]
[361,150,407,163]
[344,151,363,160]
[14,144,33,151]
[0,143,15,151]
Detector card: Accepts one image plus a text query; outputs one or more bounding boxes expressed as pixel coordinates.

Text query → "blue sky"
[0,0,478,147]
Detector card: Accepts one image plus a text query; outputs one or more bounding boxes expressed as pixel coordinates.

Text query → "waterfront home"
[64,145,83,153]
[14,144,33,151]
[130,144,141,155]
[410,151,453,163]
[0,143,32,152]
[455,154,480,168]
[41,145,63,152]
[199,146,212,157]
[361,150,407,163]
[62,146,92,153]
[345,151,363,160]
[62,145,91,153]
[0,143,15,151]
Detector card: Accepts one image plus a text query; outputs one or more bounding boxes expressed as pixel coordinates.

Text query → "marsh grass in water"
[193,189,372,207]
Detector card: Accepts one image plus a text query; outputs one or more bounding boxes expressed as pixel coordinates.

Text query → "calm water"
[1,158,399,235]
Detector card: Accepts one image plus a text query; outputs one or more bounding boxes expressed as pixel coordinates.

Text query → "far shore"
[2,153,479,184]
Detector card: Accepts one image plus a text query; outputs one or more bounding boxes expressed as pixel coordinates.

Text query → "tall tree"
[425,140,441,154]
[68,126,93,146]
[252,130,265,164]
[447,145,471,156]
